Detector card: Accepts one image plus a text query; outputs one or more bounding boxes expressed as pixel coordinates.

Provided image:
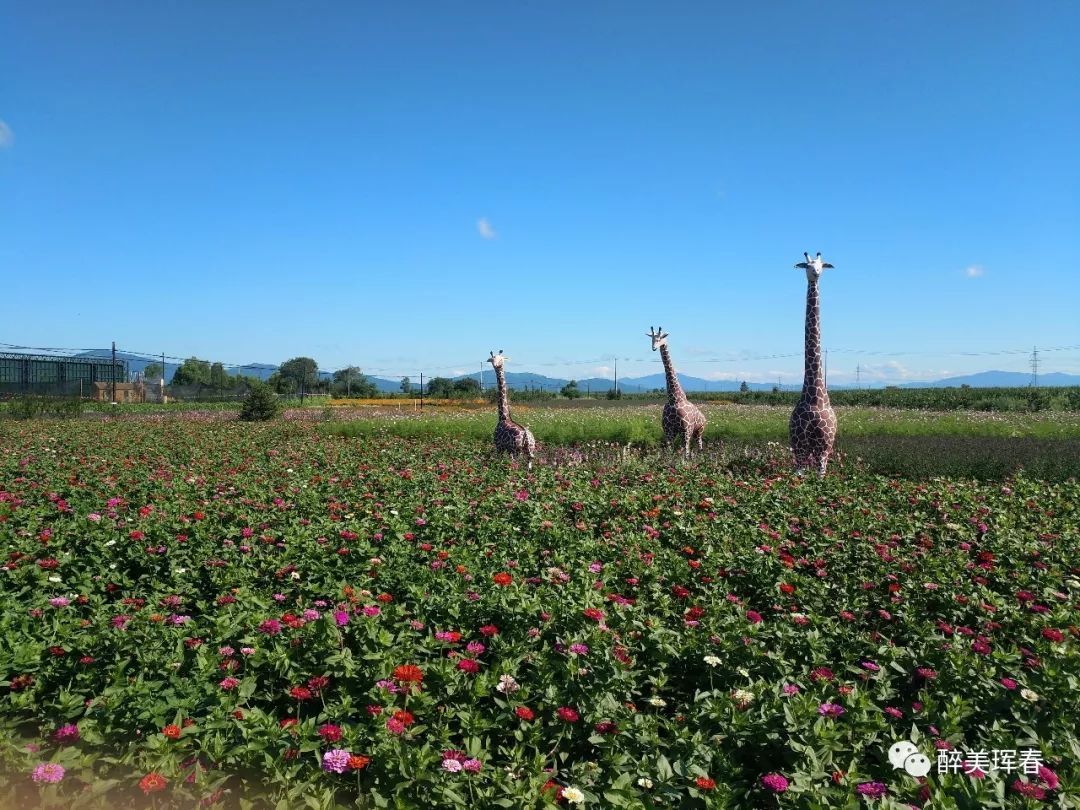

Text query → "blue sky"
[3,1,1078,384]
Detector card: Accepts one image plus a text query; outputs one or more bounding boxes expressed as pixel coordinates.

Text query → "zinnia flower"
[322,749,351,774]
[139,772,168,794]
[31,763,65,784]
[761,773,789,793]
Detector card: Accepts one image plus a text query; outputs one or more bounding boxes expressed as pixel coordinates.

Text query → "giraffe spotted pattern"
[790,255,837,476]
[487,351,536,466]
[648,327,707,457]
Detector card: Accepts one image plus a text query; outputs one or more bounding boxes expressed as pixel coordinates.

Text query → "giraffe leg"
[817,455,828,478]
[683,433,691,459]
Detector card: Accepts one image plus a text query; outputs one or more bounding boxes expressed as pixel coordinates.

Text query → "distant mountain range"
[63,352,1080,391]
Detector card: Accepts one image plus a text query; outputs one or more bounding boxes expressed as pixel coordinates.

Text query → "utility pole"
[419,372,424,410]
[614,356,618,397]
[111,341,117,403]
[856,364,861,389]
[479,363,483,393]
[1030,346,1039,387]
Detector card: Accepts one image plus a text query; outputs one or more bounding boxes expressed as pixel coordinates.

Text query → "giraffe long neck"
[494,365,511,421]
[802,277,826,401]
[659,344,686,403]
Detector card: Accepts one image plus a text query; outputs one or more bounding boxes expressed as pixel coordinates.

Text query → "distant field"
[321,405,1080,480]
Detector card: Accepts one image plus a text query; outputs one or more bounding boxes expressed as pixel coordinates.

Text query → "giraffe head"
[647,326,669,351]
[487,350,507,369]
[794,252,834,281]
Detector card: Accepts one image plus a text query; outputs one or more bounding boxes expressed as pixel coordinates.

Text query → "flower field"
[1,418,1078,809]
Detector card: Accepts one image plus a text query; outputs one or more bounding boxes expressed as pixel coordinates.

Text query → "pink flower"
[322,749,351,773]
[462,758,482,773]
[363,606,381,617]
[818,702,845,718]
[334,610,349,626]
[745,610,763,624]
[31,763,65,784]
[782,684,801,696]
[442,758,463,773]
[761,773,789,793]
[386,718,406,735]
[856,782,887,799]
[1000,677,1018,690]
[53,724,80,744]
[219,677,240,690]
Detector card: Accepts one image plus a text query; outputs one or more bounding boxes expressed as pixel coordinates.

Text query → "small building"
[91,382,146,403]
[0,351,127,397]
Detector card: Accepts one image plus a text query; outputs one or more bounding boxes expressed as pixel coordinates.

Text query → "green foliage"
[1,396,83,420]
[561,380,582,399]
[170,357,212,386]
[400,376,413,394]
[238,382,282,421]
[143,362,163,381]
[0,417,1077,807]
[331,367,377,398]
[278,357,320,393]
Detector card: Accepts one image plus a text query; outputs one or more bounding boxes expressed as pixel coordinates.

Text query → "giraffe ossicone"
[789,253,837,477]
[487,349,536,468]
[648,326,707,458]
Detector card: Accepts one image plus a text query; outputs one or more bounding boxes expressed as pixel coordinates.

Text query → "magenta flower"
[1000,677,1018,690]
[31,763,65,784]
[258,619,282,636]
[53,724,80,745]
[442,758,463,773]
[745,610,763,624]
[761,773,789,793]
[219,677,240,690]
[386,718,406,735]
[334,610,349,627]
[462,758,482,773]
[322,749,351,774]
[818,702,845,718]
[568,643,589,656]
[48,597,70,608]
[856,782,887,799]
[782,684,801,696]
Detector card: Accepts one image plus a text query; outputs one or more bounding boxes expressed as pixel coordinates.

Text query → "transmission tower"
[1029,346,1039,387]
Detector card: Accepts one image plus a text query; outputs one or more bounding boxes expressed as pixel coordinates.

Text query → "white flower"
[176,567,187,574]
[291,571,301,580]
[561,786,585,804]
[1021,689,1039,702]
[647,697,667,707]
[732,688,755,705]
[104,540,116,547]
[703,655,722,667]
[637,777,654,789]
[496,674,520,694]
[48,575,62,583]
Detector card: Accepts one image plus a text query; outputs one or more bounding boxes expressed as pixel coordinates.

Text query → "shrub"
[239,383,282,421]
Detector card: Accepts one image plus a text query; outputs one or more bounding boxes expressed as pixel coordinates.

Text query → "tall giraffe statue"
[487,350,536,468]
[790,252,837,476]
[648,327,707,457]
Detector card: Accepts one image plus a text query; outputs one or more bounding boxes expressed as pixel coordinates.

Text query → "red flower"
[780,583,795,594]
[318,723,343,742]
[289,686,313,700]
[392,665,424,685]
[492,572,513,587]
[479,624,499,636]
[457,658,480,674]
[349,755,370,771]
[695,776,716,790]
[162,724,181,739]
[557,706,579,723]
[139,772,168,794]
[515,706,535,721]
[376,593,393,603]
[392,710,414,727]
[1042,628,1065,642]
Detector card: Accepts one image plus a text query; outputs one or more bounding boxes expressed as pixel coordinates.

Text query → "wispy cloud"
[590,366,613,378]
[964,265,985,278]
[0,121,13,149]
[477,217,497,240]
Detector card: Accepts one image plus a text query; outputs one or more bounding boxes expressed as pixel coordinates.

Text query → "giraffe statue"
[487,350,536,468]
[648,327,707,457]
[790,252,837,477]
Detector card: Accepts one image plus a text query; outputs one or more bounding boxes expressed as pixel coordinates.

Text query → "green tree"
[171,357,211,386]
[279,357,319,394]
[239,381,282,421]
[210,362,231,389]
[400,377,413,394]
[453,378,481,396]
[144,362,163,381]
[426,377,454,398]
[561,380,582,399]
[740,381,750,393]
[332,367,377,398]
[267,371,296,395]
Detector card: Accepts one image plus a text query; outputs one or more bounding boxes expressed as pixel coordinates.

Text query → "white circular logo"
[888,741,931,777]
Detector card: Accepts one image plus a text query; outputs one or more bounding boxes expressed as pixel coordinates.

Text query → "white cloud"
[0,121,13,148]
[450,368,468,377]
[964,265,985,278]
[477,218,497,240]
[590,366,613,378]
